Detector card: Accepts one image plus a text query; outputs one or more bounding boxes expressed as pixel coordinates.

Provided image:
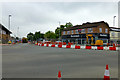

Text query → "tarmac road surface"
[2,43,118,78]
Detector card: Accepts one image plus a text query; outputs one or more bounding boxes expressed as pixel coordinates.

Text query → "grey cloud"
[1,2,118,37]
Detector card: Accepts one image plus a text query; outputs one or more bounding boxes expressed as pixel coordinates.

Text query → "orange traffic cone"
[104,65,110,80]
[58,70,62,80]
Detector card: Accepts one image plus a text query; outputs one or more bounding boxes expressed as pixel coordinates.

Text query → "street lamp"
[59,21,60,41]
[8,15,12,30]
[113,16,116,26]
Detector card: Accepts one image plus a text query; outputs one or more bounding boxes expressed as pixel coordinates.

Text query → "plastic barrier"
[97,47,103,50]
[41,43,44,46]
[51,44,55,47]
[63,42,66,45]
[58,44,62,48]
[109,47,116,51]
[86,46,91,49]
[75,46,80,49]
[39,43,41,46]
[59,42,62,45]
[66,45,71,48]
[46,44,49,47]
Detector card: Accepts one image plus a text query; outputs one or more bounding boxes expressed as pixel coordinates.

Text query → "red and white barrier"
[35,43,119,51]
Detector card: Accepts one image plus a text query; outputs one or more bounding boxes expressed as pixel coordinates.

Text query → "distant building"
[0,24,12,43]
[61,21,110,45]
[110,27,120,43]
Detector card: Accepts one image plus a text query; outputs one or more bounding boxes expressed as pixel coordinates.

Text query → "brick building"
[0,24,12,43]
[61,21,110,45]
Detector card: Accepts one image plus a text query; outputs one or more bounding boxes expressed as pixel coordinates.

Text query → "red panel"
[86,46,91,49]
[58,45,62,48]
[109,47,116,51]
[66,45,71,48]
[51,44,55,47]
[97,47,103,50]
[75,46,80,49]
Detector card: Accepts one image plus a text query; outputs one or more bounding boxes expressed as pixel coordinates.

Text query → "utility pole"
[59,21,60,41]
[17,27,19,38]
[113,16,116,26]
[8,15,12,30]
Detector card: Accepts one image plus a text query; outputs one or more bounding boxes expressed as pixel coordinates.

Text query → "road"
[2,43,118,78]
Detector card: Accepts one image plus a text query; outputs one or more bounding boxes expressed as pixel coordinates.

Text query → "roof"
[0,24,12,34]
[110,27,120,32]
[63,21,109,31]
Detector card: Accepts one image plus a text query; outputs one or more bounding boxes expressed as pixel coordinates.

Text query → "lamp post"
[113,16,116,26]
[59,21,60,41]
[8,15,12,30]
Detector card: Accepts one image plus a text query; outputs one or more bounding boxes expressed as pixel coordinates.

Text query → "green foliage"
[44,31,56,40]
[27,32,34,41]
[27,31,44,41]
[55,25,65,38]
[65,22,73,28]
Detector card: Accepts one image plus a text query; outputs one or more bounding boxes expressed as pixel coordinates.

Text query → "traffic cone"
[104,65,110,80]
[58,70,62,80]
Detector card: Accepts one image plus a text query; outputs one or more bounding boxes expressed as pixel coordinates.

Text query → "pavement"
[2,43,118,78]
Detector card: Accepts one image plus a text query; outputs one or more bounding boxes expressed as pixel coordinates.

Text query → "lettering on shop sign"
[71,35,79,37]
[100,34,107,37]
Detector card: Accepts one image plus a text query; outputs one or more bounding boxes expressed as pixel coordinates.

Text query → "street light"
[8,15,12,30]
[59,21,60,41]
[113,16,116,26]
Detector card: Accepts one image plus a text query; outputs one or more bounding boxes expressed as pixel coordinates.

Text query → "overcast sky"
[0,2,118,38]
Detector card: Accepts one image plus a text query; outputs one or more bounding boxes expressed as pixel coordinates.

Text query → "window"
[88,28,93,33]
[2,30,6,34]
[105,28,108,33]
[81,29,85,33]
[99,28,102,32]
[75,30,78,34]
[112,32,115,36]
[63,31,65,35]
[67,31,70,34]
[71,30,74,34]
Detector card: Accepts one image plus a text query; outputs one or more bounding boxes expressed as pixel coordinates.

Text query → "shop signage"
[71,35,80,37]
[100,34,107,37]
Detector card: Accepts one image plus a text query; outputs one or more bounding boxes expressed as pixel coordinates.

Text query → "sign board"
[100,34,107,37]
[71,35,79,37]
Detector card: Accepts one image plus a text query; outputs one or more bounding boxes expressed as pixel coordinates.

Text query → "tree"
[65,22,73,28]
[27,31,44,41]
[27,32,34,41]
[55,25,65,38]
[44,31,56,40]
[22,37,28,43]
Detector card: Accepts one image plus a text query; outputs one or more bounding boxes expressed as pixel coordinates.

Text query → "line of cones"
[57,65,110,80]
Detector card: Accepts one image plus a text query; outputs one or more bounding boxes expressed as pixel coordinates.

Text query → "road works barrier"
[75,45,80,49]
[36,43,119,51]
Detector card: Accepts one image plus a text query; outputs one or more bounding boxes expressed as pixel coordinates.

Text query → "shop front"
[61,33,109,45]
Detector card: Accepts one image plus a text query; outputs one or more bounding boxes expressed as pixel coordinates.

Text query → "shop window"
[81,29,85,33]
[75,30,78,34]
[105,28,108,33]
[99,28,102,32]
[71,30,74,34]
[67,31,70,34]
[88,28,93,33]
[112,32,115,36]
[63,31,65,35]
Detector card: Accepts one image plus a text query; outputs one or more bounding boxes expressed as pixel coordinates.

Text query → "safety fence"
[35,43,119,51]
